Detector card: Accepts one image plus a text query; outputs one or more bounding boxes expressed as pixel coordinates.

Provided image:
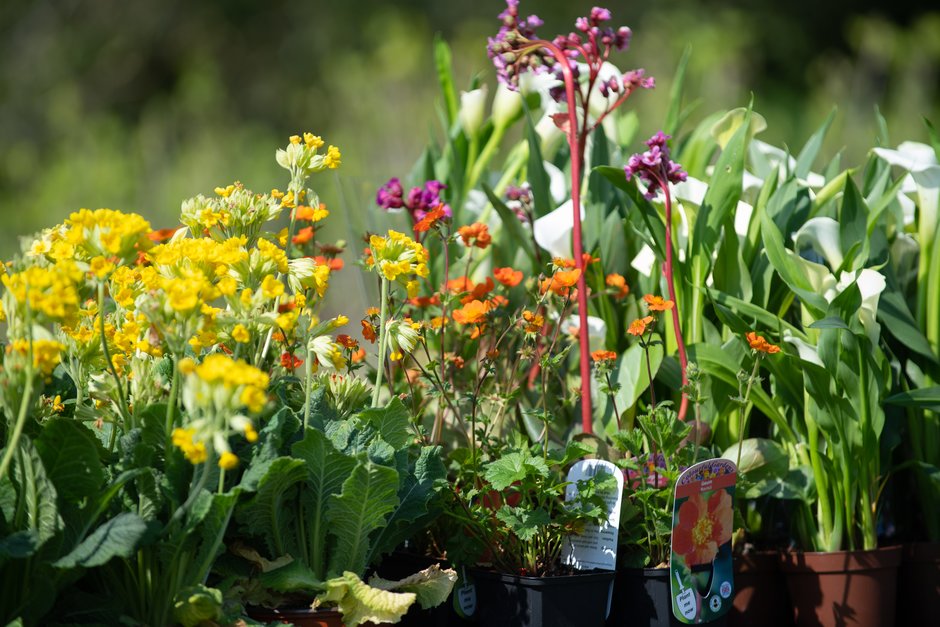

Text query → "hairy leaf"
[320,571,416,627]
[53,512,147,568]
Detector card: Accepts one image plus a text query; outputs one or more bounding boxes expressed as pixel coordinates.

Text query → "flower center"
[691,515,714,546]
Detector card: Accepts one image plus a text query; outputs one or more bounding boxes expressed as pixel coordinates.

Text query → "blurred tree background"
[1,0,938,259]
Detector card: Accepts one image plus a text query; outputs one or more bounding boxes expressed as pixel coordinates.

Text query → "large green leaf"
[320,571,416,627]
[365,445,445,566]
[795,108,836,180]
[663,44,692,137]
[10,438,61,546]
[495,506,551,542]
[525,111,552,219]
[259,559,324,594]
[292,428,358,579]
[53,512,147,568]
[172,584,222,627]
[357,398,411,450]
[240,406,301,492]
[483,451,548,491]
[433,36,458,127]
[595,166,666,259]
[35,418,104,502]
[886,386,940,411]
[757,206,828,318]
[327,461,399,577]
[237,457,307,558]
[369,564,457,610]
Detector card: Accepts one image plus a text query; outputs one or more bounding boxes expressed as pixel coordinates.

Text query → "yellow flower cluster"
[180,182,283,239]
[2,262,82,322]
[276,133,342,175]
[56,208,152,261]
[180,353,270,414]
[368,230,429,297]
[7,338,65,375]
[171,427,208,464]
[148,236,249,281]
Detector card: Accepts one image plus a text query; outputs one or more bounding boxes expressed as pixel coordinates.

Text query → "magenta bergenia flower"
[376,178,452,222]
[624,131,688,200]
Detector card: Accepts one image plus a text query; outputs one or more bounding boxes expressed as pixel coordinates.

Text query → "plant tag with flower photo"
[670,458,737,624]
[562,459,624,571]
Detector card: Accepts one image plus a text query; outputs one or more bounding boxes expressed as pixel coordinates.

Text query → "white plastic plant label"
[562,459,624,570]
[669,458,737,624]
[452,567,476,618]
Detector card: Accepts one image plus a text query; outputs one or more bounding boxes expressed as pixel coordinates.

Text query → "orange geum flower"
[292,226,314,245]
[591,350,617,362]
[351,348,366,363]
[147,227,179,243]
[494,267,523,287]
[447,276,475,294]
[644,294,674,312]
[361,319,377,343]
[314,255,344,271]
[462,277,495,304]
[452,300,488,325]
[457,223,492,249]
[365,307,380,317]
[521,310,544,334]
[606,273,629,298]
[627,316,656,337]
[414,205,447,233]
[337,334,359,350]
[408,294,441,308]
[294,203,329,222]
[746,331,781,354]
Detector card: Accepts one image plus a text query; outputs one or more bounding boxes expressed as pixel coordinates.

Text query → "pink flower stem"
[658,177,689,421]
[530,39,594,434]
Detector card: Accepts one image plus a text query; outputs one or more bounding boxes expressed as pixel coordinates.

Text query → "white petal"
[873,142,938,173]
[672,176,708,206]
[533,200,583,259]
[734,201,754,237]
[783,330,824,367]
[793,217,844,270]
[544,161,568,205]
[561,314,607,351]
[631,244,656,278]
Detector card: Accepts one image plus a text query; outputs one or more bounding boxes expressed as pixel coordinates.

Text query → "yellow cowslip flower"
[383,318,422,362]
[215,184,236,197]
[188,329,218,354]
[217,275,237,296]
[171,427,208,464]
[59,208,152,261]
[261,275,285,300]
[7,339,65,375]
[239,386,267,414]
[367,230,429,292]
[218,451,239,470]
[110,266,140,308]
[287,257,330,297]
[256,239,289,274]
[308,335,347,372]
[323,145,341,169]
[2,261,82,323]
[52,395,65,413]
[239,288,254,308]
[276,310,298,332]
[89,256,115,279]
[303,133,324,149]
[165,277,202,313]
[244,422,258,443]
[231,324,250,343]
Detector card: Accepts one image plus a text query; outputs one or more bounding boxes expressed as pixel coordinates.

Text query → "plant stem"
[98,281,131,426]
[371,278,390,407]
[303,339,314,429]
[165,355,180,437]
[659,179,689,421]
[735,357,762,472]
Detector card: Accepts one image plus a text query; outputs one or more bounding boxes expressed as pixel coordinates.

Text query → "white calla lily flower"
[492,83,524,131]
[793,217,844,270]
[873,141,940,237]
[458,86,488,137]
[561,315,607,352]
[533,200,583,259]
[783,330,824,367]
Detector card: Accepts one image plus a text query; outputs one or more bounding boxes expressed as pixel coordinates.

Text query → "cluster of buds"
[376,178,452,223]
[624,131,689,199]
[504,184,533,223]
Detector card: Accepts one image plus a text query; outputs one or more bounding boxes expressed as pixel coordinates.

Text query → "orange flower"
[591,350,617,362]
[429,316,448,330]
[494,267,523,287]
[147,227,179,243]
[606,273,629,298]
[361,319,377,343]
[414,205,447,233]
[452,300,488,325]
[746,331,781,354]
[280,352,303,370]
[644,294,674,312]
[448,354,465,369]
[447,276,475,294]
[314,255,344,271]
[462,277,495,304]
[521,310,544,333]
[627,316,655,337]
[292,226,314,245]
[457,223,492,248]
[294,203,328,221]
[365,307,380,317]
[351,348,366,363]
[486,349,500,360]
[488,294,508,308]
[408,294,441,308]
[554,269,581,287]
[337,334,359,350]
[553,254,598,269]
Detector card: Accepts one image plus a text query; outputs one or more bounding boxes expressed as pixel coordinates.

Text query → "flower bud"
[458,86,488,137]
[492,82,523,130]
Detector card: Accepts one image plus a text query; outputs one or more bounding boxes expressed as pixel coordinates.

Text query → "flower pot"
[472,568,615,627]
[372,551,470,626]
[607,567,729,626]
[780,546,902,627]
[245,606,344,627]
[895,542,940,624]
[730,550,792,627]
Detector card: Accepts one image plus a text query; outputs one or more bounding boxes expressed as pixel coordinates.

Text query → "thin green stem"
[735,357,762,472]
[303,340,314,429]
[371,278,390,407]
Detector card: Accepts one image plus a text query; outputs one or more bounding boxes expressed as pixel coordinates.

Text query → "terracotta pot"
[895,542,940,624]
[245,606,344,627]
[472,568,615,627]
[607,567,728,627]
[780,546,902,627]
[730,550,793,627]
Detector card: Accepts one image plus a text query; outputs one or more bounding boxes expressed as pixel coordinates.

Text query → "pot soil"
[780,546,902,627]
[245,606,344,627]
[607,567,728,627]
[730,550,792,627]
[895,542,940,624]
[472,568,615,627]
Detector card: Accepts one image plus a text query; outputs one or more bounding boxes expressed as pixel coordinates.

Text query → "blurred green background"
[1,0,938,259]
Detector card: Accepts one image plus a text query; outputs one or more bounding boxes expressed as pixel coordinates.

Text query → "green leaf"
[292,428,358,579]
[357,398,412,450]
[484,183,537,269]
[495,506,551,542]
[595,166,666,259]
[172,584,222,627]
[663,44,692,136]
[369,564,457,610]
[53,512,147,568]
[613,336,664,411]
[237,457,307,558]
[34,418,105,503]
[10,438,62,546]
[366,446,445,566]
[795,108,836,179]
[434,36,458,126]
[327,462,400,577]
[241,406,302,492]
[525,111,552,219]
[483,451,548,491]
[878,291,940,365]
[757,207,828,317]
[259,559,324,594]
[320,571,416,627]
[838,178,869,271]
[886,386,940,411]
[0,530,39,560]
[809,316,851,330]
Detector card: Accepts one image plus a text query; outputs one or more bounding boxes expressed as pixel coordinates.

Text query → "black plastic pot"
[371,551,470,627]
[472,569,615,627]
[607,567,729,627]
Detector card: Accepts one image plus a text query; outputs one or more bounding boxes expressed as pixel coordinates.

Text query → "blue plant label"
[669,458,737,624]
[562,459,623,570]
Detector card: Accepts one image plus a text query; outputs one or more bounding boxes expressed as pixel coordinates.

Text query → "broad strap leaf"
[34,418,105,502]
[53,512,148,568]
[11,437,62,546]
[236,457,306,558]
[326,461,399,577]
[320,571,416,627]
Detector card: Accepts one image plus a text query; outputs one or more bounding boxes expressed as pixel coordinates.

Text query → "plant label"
[562,459,624,571]
[669,458,737,624]
[453,568,476,618]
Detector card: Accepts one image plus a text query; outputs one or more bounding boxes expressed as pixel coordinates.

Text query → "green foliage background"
[1,0,938,260]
